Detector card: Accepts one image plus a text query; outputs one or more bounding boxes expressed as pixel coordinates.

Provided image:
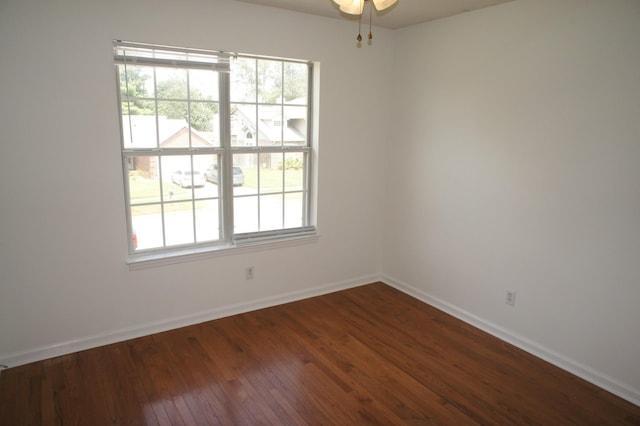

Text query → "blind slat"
[114,54,229,72]
[113,41,230,72]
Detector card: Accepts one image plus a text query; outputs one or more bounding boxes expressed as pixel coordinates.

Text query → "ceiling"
[233,0,514,30]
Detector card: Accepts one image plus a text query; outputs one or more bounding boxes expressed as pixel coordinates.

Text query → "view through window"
[115,41,315,256]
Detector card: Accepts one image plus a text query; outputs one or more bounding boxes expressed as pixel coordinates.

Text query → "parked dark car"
[204,164,244,186]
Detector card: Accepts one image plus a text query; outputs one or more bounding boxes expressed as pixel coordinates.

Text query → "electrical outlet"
[245,266,254,280]
[505,290,517,307]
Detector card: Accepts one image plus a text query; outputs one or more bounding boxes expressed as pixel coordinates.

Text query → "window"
[115,41,315,260]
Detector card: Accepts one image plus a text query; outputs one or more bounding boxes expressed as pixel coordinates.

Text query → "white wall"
[0,0,391,364]
[384,0,640,404]
[2,0,639,407]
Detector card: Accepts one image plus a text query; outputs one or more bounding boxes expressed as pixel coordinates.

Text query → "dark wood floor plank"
[340,286,560,423]
[270,297,467,424]
[214,314,331,425]
[127,336,180,426]
[215,319,344,424]
[1,282,639,425]
[322,285,551,424]
[337,285,581,422]
[66,353,101,424]
[244,306,410,424]
[105,344,155,425]
[340,283,638,425]
[159,329,233,425]
[192,322,290,425]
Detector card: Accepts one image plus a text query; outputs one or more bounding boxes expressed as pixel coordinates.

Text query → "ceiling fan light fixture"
[332,0,397,14]
[332,0,365,15]
[371,0,397,12]
[332,0,398,44]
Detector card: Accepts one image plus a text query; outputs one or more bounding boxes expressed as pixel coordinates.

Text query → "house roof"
[232,105,305,144]
[122,115,216,148]
[160,127,216,148]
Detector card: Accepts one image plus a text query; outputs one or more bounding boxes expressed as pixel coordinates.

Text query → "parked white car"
[172,169,205,188]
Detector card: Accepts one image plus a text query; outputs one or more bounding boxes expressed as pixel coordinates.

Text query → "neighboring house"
[231,103,306,169]
[123,106,306,176]
[122,115,218,181]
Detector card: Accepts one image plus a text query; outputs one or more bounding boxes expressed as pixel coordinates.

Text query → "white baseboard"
[5,272,638,408]
[381,274,640,407]
[0,274,378,370]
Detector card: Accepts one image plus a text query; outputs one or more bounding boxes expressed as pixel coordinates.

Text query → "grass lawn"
[129,167,303,214]
[242,167,303,190]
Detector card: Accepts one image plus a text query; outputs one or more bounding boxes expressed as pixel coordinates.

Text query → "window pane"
[231,104,256,147]
[157,101,189,147]
[230,57,256,103]
[201,155,221,194]
[165,202,195,246]
[128,155,161,204]
[195,200,220,243]
[231,163,246,189]
[234,195,258,234]
[284,152,305,192]
[121,114,158,149]
[260,194,283,231]
[189,69,218,101]
[234,153,257,196]
[284,62,308,104]
[257,59,282,104]
[283,105,307,147]
[131,204,163,250]
[190,102,219,145]
[260,155,283,194]
[119,65,155,112]
[202,156,222,187]
[156,68,188,99]
[284,192,304,228]
[258,105,282,146]
[163,156,193,201]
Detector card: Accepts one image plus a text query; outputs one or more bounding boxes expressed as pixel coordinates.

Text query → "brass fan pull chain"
[368,0,373,40]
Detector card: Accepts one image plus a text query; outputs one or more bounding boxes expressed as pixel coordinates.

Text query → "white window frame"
[114,41,317,268]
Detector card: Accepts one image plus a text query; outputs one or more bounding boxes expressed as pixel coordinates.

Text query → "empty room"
[1,0,639,423]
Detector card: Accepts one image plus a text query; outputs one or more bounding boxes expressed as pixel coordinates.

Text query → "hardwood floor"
[1,282,638,425]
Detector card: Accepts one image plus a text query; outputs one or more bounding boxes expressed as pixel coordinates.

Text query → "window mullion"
[281,152,286,229]
[304,64,314,228]
[219,70,234,242]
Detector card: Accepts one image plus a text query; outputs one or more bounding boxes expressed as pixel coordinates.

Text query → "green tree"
[257,60,282,103]
[232,58,307,104]
[157,78,218,132]
[283,63,308,103]
[119,66,154,115]
[231,57,257,101]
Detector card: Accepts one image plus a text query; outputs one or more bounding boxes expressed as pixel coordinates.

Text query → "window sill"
[127,232,320,271]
